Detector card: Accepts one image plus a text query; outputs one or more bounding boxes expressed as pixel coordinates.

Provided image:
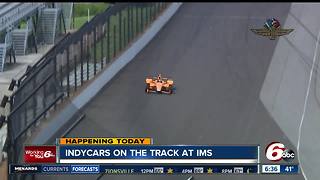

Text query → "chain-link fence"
[7,3,170,180]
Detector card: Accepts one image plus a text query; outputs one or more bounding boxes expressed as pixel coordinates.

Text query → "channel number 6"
[265,142,285,161]
[44,151,54,158]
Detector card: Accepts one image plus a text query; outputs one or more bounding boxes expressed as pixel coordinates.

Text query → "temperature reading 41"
[285,166,293,172]
[280,165,299,174]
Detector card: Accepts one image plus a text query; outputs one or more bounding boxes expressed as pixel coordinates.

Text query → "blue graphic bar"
[58,145,258,164]
[280,165,299,174]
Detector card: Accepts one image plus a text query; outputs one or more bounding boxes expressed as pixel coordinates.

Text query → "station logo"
[24,146,56,163]
[265,142,295,162]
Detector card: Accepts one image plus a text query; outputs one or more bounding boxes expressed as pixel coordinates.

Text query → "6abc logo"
[265,142,295,162]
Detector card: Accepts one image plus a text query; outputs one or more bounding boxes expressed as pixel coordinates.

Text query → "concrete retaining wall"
[260,3,320,179]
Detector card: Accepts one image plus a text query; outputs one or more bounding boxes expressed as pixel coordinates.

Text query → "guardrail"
[6,3,169,180]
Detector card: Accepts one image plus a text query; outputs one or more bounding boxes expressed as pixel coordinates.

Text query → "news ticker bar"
[59,159,257,164]
[11,164,258,174]
[10,164,299,175]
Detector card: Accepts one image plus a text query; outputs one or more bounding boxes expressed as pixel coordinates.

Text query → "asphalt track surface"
[37,3,305,180]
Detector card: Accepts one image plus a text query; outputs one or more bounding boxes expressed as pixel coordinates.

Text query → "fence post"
[145,6,148,27]
[140,7,143,32]
[32,78,36,119]
[24,98,27,128]
[127,6,131,44]
[107,18,110,63]
[152,3,156,20]
[146,6,149,25]
[66,48,70,97]
[157,3,159,14]
[12,140,17,169]
[42,79,47,117]
[93,28,97,75]
[128,6,131,42]
[80,37,84,85]
[119,11,122,51]
[59,64,64,104]
[123,18,126,47]
[149,4,151,24]
[86,34,90,81]
[101,25,104,69]
[59,64,63,91]
[53,56,57,110]
[113,25,116,57]
[130,6,134,41]
[136,6,139,36]
[74,55,77,92]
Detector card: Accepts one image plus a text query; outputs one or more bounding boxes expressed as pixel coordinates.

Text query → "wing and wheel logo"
[251,18,294,40]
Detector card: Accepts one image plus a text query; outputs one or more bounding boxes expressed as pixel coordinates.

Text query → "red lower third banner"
[24,146,56,163]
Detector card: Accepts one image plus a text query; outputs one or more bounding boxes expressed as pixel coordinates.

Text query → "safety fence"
[6,3,170,180]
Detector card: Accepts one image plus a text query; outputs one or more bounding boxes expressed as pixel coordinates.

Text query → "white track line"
[297,27,320,180]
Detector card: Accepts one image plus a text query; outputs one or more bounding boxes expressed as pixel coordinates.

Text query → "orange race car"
[145,74,174,94]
